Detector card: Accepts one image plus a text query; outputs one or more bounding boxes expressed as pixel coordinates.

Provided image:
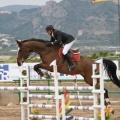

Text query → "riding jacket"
[50,29,75,45]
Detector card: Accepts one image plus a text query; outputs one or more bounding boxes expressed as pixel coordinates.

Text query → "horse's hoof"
[111,108,115,114]
[41,77,46,79]
[43,73,48,78]
[43,72,51,78]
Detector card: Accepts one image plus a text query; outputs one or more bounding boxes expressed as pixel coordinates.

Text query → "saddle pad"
[59,47,80,62]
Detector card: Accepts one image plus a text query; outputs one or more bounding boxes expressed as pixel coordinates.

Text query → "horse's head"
[16,40,32,66]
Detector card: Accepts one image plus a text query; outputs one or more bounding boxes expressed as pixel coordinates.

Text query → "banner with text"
[0,61,119,81]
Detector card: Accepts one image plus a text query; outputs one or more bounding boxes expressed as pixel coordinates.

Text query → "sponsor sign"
[0,61,119,81]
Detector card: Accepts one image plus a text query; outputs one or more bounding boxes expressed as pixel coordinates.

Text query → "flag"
[93,0,109,3]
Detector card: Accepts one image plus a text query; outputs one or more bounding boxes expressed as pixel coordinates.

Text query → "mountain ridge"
[0,0,120,55]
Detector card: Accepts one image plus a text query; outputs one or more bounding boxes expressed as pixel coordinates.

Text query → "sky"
[0,0,62,7]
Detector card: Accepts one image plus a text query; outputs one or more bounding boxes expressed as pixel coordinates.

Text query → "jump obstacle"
[0,59,106,120]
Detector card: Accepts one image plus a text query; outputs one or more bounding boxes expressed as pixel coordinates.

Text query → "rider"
[45,25,75,71]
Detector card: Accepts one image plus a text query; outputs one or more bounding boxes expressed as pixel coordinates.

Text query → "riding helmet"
[46,25,54,31]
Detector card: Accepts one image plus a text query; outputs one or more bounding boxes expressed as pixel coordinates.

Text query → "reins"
[27,52,38,60]
[41,44,62,58]
[40,49,53,58]
[40,43,58,58]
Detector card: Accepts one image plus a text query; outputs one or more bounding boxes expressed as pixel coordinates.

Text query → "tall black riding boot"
[64,54,75,71]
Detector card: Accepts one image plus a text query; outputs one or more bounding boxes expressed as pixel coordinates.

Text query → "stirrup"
[68,64,75,71]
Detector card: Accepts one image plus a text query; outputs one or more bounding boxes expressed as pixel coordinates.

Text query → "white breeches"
[62,41,75,55]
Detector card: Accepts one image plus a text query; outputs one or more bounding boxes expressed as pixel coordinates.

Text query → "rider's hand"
[46,41,52,46]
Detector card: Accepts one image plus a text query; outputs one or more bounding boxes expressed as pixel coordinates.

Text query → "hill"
[0,5,40,13]
[0,0,120,55]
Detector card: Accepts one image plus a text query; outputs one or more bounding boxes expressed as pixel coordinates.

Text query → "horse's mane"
[22,38,47,43]
[21,38,61,49]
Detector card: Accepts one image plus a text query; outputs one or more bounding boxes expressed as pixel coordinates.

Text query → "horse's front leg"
[34,63,53,78]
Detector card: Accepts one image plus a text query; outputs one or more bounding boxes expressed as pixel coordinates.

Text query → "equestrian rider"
[45,25,75,71]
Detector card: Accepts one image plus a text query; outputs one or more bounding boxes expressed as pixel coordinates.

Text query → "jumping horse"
[16,38,120,110]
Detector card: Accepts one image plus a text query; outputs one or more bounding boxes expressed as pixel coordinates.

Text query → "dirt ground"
[0,81,120,120]
[0,100,120,120]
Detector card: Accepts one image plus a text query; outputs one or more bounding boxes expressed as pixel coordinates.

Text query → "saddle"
[59,47,80,62]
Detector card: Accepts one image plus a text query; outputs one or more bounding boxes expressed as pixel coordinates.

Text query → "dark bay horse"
[16,38,120,109]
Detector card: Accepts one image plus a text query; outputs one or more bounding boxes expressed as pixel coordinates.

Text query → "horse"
[16,38,120,110]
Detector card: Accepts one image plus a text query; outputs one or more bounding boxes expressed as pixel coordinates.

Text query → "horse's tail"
[103,59,120,88]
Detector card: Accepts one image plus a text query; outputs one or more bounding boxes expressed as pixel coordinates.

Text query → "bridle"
[18,42,58,61]
[18,46,38,61]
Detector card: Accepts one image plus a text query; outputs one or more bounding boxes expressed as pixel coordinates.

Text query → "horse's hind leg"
[104,88,111,107]
[95,86,110,107]
[95,64,111,108]
[104,88,114,114]
[86,71,114,113]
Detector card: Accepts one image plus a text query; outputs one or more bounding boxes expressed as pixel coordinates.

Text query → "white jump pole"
[26,66,30,120]
[92,59,105,120]
[50,60,60,120]
[92,63,98,120]
[0,86,93,91]
[99,59,105,120]
[29,94,93,100]
[19,66,30,120]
